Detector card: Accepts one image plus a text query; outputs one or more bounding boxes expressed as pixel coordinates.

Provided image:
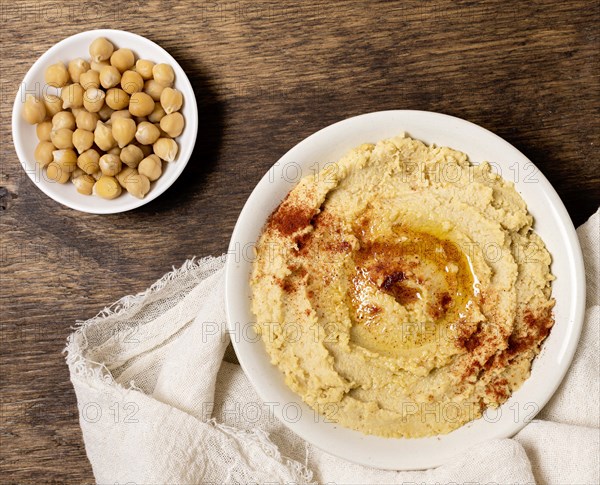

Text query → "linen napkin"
[66,209,599,484]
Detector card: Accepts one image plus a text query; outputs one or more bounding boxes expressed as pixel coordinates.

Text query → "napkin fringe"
[64,256,225,382]
[210,419,314,483]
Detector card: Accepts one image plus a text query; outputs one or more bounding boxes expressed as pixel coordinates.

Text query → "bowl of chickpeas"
[12,29,198,213]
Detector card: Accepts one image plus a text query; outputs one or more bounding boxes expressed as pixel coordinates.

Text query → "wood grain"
[1,0,598,482]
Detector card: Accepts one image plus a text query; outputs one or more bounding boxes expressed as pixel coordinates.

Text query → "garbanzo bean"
[160,112,184,138]
[50,128,74,149]
[121,70,143,94]
[72,174,95,195]
[61,83,84,109]
[79,69,100,89]
[152,63,175,87]
[43,94,63,118]
[94,121,116,151]
[68,58,90,83]
[77,148,101,174]
[135,59,155,80]
[112,117,136,148]
[89,37,114,62]
[110,48,135,72]
[119,144,144,168]
[76,111,99,132]
[128,92,154,117]
[93,175,121,199]
[153,137,178,162]
[36,121,53,141]
[22,95,46,124]
[159,87,182,114]
[45,62,69,87]
[105,88,130,110]
[34,141,55,167]
[135,121,160,145]
[99,153,122,176]
[138,154,162,181]
[46,162,71,183]
[73,128,94,154]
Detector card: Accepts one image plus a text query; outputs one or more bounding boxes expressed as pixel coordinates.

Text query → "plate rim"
[225,109,586,470]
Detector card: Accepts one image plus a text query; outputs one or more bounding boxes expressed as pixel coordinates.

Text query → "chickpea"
[52,148,77,172]
[97,103,114,122]
[105,88,130,110]
[128,92,154,117]
[91,170,102,181]
[121,70,144,94]
[22,95,46,124]
[73,128,94,154]
[61,83,84,109]
[46,162,71,184]
[135,59,155,80]
[72,174,95,195]
[71,107,85,118]
[99,65,121,89]
[71,167,85,179]
[89,37,114,62]
[43,94,63,118]
[77,148,101,174]
[99,153,122,176]
[148,103,166,123]
[110,48,135,73]
[50,128,74,149]
[79,69,100,89]
[90,59,110,72]
[67,58,90,83]
[124,171,150,199]
[160,87,183,114]
[143,79,165,101]
[112,117,136,148]
[135,121,160,145]
[76,110,99,131]
[159,112,185,138]
[110,110,131,122]
[119,144,144,168]
[36,121,53,141]
[107,146,121,156]
[153,138,178,162]
[116,167,137,188]
[52,110,76,131]
[34,141,55,167]
[94,121,116,151]
[152,63,175,87]
[94,175,122,199]
[138,154,162,181]
[83,87,105,113]
[45,62,69,87]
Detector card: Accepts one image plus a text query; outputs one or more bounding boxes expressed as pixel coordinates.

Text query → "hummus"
[250,134,554,438]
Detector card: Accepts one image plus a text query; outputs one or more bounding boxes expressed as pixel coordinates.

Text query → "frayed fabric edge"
[62,254,315,483]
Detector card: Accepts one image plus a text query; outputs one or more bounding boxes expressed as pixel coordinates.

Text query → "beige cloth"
[66,209,599,484]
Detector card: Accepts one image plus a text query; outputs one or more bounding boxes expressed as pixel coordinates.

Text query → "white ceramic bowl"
[11,29,198,214]
[225,110,586,470]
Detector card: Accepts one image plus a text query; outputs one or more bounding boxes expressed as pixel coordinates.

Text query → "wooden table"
[1,1,598,482]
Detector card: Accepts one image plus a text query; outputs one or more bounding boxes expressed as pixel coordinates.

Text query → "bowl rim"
[11,28,198,214]
[225,109,586,470]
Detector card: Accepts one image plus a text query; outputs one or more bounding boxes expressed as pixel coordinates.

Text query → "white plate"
[11,29,198,214]
[225,110,585,470]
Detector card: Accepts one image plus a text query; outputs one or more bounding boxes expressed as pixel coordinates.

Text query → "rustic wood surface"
[1,0,598,482]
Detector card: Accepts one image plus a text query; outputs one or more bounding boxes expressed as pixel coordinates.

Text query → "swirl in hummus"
[250,134,554,438]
